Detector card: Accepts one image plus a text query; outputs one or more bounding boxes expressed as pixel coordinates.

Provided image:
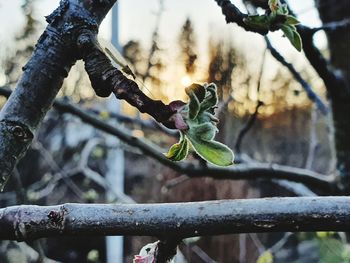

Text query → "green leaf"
[165,135,189,161]
[243,15,271,30]
[281,4,289,15]
[286,15,300,25]
[291,29,302,52]
[281,24,302,52]
[200,83,218,114]
[257,251,274,263]
[165,82,234,166]
[185,83,206,102]
[186,134,234,166]
[281,24,294,40]
[196,111,218,126]
[268,0,279,12]
[319,238,344,263]
[187,122,218,141]
[188,91,200,120]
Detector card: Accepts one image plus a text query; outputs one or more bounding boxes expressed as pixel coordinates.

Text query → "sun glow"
[181,75,192,87]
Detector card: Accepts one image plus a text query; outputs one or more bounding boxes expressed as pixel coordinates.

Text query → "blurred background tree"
[0,0,349,262]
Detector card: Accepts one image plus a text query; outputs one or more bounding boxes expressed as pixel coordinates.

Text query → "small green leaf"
[187,122,218,141]
[165,82,234,166]
[291,30,302,52]
[196,111,219,125]
[281,24,302,52]
[286,15,300,25]
[281,24,294,40]
[281,4,289,15]
[188,91,201,120]
[186,135,234,166]
[185,83,206,102]
[244,15,271,31]
[200,84,218,114]
[268,0,279,12]
[165,135,189,161]
[257,251,274,263]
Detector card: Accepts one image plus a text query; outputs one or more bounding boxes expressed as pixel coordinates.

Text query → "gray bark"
[1,197,350,241]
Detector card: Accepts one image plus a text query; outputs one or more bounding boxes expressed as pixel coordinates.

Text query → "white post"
[106,2,125,263]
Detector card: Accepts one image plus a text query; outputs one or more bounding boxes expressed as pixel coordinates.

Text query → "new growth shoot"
[165,83,234,166]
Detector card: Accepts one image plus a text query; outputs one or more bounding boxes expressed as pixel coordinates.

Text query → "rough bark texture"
[0,0,117,189]
[1,197,350,241]
[76,32,176,126]
[316,0,350,189]
[0,0,186,189]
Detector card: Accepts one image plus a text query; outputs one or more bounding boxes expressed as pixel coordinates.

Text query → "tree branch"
[47,99,338,193]
[76,31,180,128]
[0,87,336,192]
[235,49,266,154]
[214,0,347,98]
[214,0,269,34]
[309,18,350,34]
[1,197,350,241]
[264,37,328,114]
[0,0,117,189]
[0,86,175,136]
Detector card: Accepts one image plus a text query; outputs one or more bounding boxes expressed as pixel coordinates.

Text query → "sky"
[0,0,327,101]
[0,0,324,49]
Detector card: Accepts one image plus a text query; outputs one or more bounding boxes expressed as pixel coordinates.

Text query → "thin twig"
[264,37,328,114]
[0,87,336,193]
[234,49,266,153]
[309,18,350,34]
[305,106,319,170]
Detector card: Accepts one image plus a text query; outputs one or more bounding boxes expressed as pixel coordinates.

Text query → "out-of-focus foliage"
[178,18,197,75]
[257,251,274,263]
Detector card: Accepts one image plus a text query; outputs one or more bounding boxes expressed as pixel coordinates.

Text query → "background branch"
[264,37,328,114]
[0,87,335,193]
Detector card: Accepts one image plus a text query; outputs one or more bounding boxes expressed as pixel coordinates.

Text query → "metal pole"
[106,2,125,263]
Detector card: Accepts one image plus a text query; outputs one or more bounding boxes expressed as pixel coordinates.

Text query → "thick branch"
[1,197,350,240]
[0,0,117,188]
[77,32,180,129]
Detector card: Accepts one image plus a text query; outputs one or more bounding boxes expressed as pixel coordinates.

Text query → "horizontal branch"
[52,101,336,192]
[1,197,350,241]
[0,87,335,192]
[309,18,350,34]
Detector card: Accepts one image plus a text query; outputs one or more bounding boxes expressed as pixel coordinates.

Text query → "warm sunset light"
[181,75,192,87]
[0,1,345,262]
